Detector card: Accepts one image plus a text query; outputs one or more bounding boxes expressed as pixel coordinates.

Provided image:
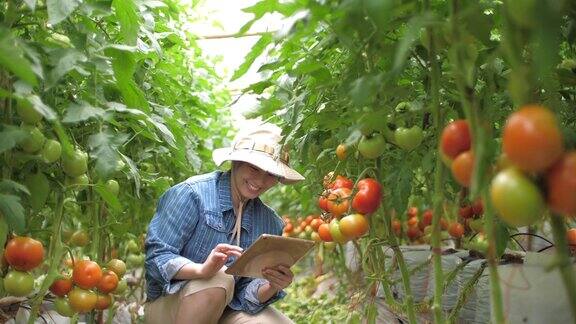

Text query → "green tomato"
[54,297,77,317]
[19,125,45,153]
[394,126,424,150]
[126,240,140,254]
[4,270,34,297]
[16,101,42,124]
[114,279,128,294]
[63,149,88,177]
[66,174,89,190]
[105,179,120,196]
[41,139,62,163]
[468,234,489,255]
[490,168,545,227]
[329,219,348,244]
[469,218,484,233]
[358,133,386,159]
[126,253,145,268]
[107,259,127,278]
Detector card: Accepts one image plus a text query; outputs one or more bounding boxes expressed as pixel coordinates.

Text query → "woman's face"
[233,162,279,200]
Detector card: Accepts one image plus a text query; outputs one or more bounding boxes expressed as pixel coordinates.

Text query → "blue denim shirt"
[144,171,286,314]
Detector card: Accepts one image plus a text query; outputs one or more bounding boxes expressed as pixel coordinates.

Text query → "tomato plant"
[358,133,386,159]
[68,287,98,313]
[50,276,73,297]
[4,237,44,271]
[73,260,103,290]
[339,214,369,239]
[490,168,545,227]
[3,270,34,297]
[502,105,564,173]
[546,151,576,216]
[394,126,424,151]
[440,120,471,160]
[352,178,381,215]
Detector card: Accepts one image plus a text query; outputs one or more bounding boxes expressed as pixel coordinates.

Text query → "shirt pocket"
[196,210,229,256]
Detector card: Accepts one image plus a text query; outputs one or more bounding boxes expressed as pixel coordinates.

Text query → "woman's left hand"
[262,264,293,291]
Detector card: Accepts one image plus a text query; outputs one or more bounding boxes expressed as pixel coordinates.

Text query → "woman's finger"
[215,243,243,253]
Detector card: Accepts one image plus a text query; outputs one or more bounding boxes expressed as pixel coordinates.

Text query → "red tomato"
[546,151,576,216]
[422,209,433,227]
[4,237,44,271]
[50,276,73,297]
[440,120,471,160]
[73,260,103,290]
[318,189,331,212]
[329,175,354,190]
[327,187,352,217]
[352,178,382,215]
[97,270,119,293]
[310,218,323,231]
[406,226,421,241]
[407,216,419,228]
[440,218,449,231]
[502,105,564,173]
[339,214,369,239]
[567,229,576,247]
[407,207,418,218]
[448,223,464,239]
[284,222,294,233]
[458,206,474,219]
[451,151,474,187]
[318,223,333,242]
[94,293,113,310]
[472,199,484,216]
[391,219,402,236]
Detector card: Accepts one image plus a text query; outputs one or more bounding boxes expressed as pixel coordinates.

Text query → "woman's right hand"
[200,243,243,278]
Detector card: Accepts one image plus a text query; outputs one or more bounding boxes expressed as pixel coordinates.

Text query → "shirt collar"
[217,171,254,233]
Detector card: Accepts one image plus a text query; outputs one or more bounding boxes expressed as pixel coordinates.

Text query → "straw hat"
[212,123,305,184]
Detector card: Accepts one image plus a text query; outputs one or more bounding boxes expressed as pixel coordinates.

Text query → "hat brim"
[213,148,304,185]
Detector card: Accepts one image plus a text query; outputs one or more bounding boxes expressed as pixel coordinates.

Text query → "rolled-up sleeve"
[145,182,200,295]
[232,277,287,314]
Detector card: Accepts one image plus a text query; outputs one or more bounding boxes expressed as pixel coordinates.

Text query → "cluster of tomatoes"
[3,237,45,297]
[490,104,575,227]
[440,119,473,188]
[316,173,382,243]
[49,257,128,316]
[390,207,449,244]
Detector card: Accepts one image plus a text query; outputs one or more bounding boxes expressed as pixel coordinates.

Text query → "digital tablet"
[225,234,315,279]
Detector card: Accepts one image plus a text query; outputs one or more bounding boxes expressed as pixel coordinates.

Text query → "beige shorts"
[144,269,293,324]
[144,269,235,324]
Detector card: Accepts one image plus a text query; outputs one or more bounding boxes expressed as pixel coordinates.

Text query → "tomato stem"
[27,192,66,324]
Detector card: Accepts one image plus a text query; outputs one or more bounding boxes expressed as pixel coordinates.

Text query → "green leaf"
[393,12,436,73]
[106,102,147,118]
[47,0,80,25]
[119,153,140,197]
[0,28,38,86]
[148,115,176,147]
[112,0,140,45]
[24,172,50,212]
[231,33,273,81]
[63,102,106,123]
[0,125,27,154]
[106,49,150,111]
[0,194,25,233]
[94,183,122,212]
[48,49,87,86]
[245,80,274,94]
[24,95,57,121]
[88,131,129,179]
[0,180,30,195]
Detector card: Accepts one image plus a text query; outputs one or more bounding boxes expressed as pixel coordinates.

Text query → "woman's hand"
[200,243,243,278]
[262,264,293,291]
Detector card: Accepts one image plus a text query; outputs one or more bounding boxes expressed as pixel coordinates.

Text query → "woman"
[144,123,304,323]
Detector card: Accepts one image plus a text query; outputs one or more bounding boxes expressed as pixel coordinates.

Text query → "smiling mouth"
[246,181,260,192]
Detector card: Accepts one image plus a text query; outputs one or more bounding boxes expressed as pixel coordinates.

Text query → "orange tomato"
[73,260,103,290]
[4,237,44,271]
[502,105,564,173]
[546,151,576,216]
[451,151,474,187]
[336,144,347,160]
[327,187,351,217]
[339,214,369,239]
